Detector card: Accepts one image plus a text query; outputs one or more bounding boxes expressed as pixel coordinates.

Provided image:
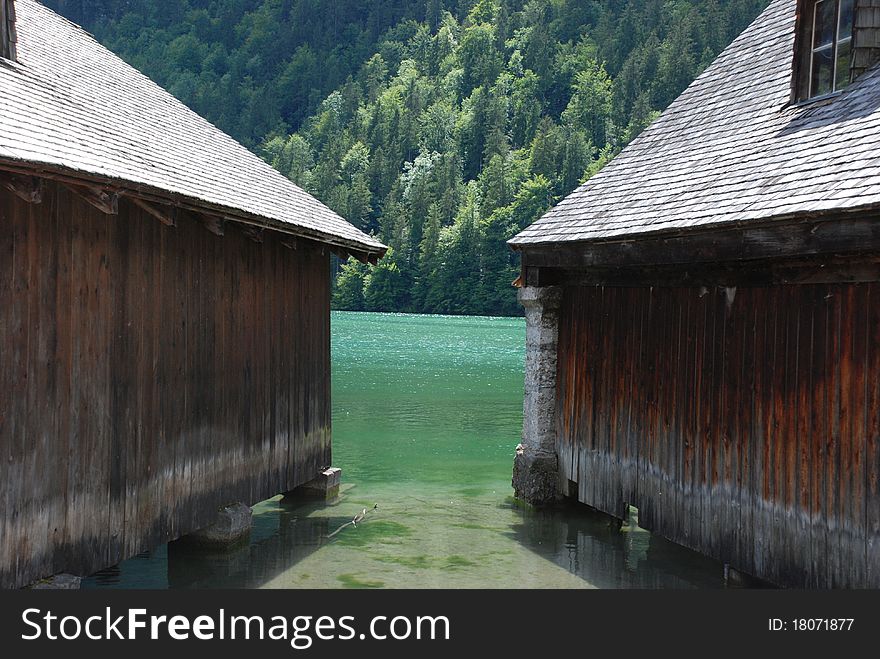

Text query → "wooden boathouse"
[510,0,880,588]
[0,0,386,589]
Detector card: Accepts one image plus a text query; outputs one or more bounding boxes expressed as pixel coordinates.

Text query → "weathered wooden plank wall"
[0,0,16,61]
[557,283,880,588]
[852,0,880,80]
[0,181,331,588]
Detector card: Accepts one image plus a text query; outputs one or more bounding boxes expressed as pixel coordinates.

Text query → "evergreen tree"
[364,247,407,312]
[334,259,369,311]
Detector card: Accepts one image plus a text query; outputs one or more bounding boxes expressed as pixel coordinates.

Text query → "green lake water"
[84,311,732,589]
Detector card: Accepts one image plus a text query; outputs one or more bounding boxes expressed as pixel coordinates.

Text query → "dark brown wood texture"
[0,0,16,61]
[519,215,880,272]
[557,284,879,588]
[853,0,880,80]
[0,182,331,588]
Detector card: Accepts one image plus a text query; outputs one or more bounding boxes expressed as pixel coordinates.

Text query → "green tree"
[334,259,368,311]
[529,117,561,186]
[510,174,553,230]
[415,202,443,310]
[261,133,314,188]
[433,184,483,315]
[562,60,613,149]
[364,247,407,311]
[510,69,542,148]
[559,125,592,196]
[458,22,503,94]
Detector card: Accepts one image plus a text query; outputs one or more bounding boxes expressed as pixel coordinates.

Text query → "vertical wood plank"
[866,282,880,588]
[49,187,73,575]
[762,285,782,584]
[703,290,722,558]
[793,285,814,587]
[826,287,842,587]
[145,207,162,553]
[750,286,769,579]
[838,284,867,587]
[738,287,759,577]
[556,289,573,487]
[721,286,740,567]
[666,289,683,543]
[121,197,142,560]
[41,189,70,576]
[319,249,332,472]
[0,190,26,585]
[809,285,830,587]
[683,287,706,552]
[25,190,52,579]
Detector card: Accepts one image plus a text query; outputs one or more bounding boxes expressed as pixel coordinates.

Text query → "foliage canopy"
[47,0,770,316]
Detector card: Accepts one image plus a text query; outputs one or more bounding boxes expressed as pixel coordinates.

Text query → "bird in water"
[352,504,378,527]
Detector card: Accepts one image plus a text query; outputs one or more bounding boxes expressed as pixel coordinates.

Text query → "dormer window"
[809,0,854,96]
[0,0,16,62]
[795,0,880,102]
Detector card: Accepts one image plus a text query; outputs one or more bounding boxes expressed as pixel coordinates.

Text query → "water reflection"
[87,498,335,589]
[167,501,333,589]
[509,501,730,589]
[85,493,750,589]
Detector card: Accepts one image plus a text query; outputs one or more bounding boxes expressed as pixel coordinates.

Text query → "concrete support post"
[179,502,253,549]
[283,467,342,502]
[512,286,562,506]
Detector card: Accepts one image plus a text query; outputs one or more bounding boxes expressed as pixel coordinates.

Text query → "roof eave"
[511,204,880,268]
[0,158,388,262]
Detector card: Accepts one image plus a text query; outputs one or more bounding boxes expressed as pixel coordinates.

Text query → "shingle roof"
[0,0,386,257]
[511,0,880,248]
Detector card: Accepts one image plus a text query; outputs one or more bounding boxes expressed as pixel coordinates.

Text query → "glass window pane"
[812,48,834,96]
[813,0,836,49]
[835,38,852,90]
[838,0,855,41]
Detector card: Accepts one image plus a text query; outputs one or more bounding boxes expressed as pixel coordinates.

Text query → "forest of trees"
[46,0,770,316]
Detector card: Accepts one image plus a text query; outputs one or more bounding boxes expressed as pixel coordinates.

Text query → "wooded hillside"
[45,0,770,315]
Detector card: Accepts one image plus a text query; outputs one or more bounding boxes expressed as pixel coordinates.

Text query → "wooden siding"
[557,284,880,588]
[0,0,15,61]
[0,181,331,589]
[853,0,880,80]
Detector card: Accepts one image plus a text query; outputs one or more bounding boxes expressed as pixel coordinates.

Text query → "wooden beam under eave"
[197,214,225,237]
[63,182,118,215]
[240,225,264,244]
[328,245,379,265]
[539,256,880,288]
[519,214,880,270]
[130,196,176,227]
[0,174,42,204]
[330,246,353,262]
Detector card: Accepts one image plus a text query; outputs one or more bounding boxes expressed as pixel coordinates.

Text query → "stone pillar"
[179,502,253,549]
[283,467,341,502]
[513,286,562,506]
